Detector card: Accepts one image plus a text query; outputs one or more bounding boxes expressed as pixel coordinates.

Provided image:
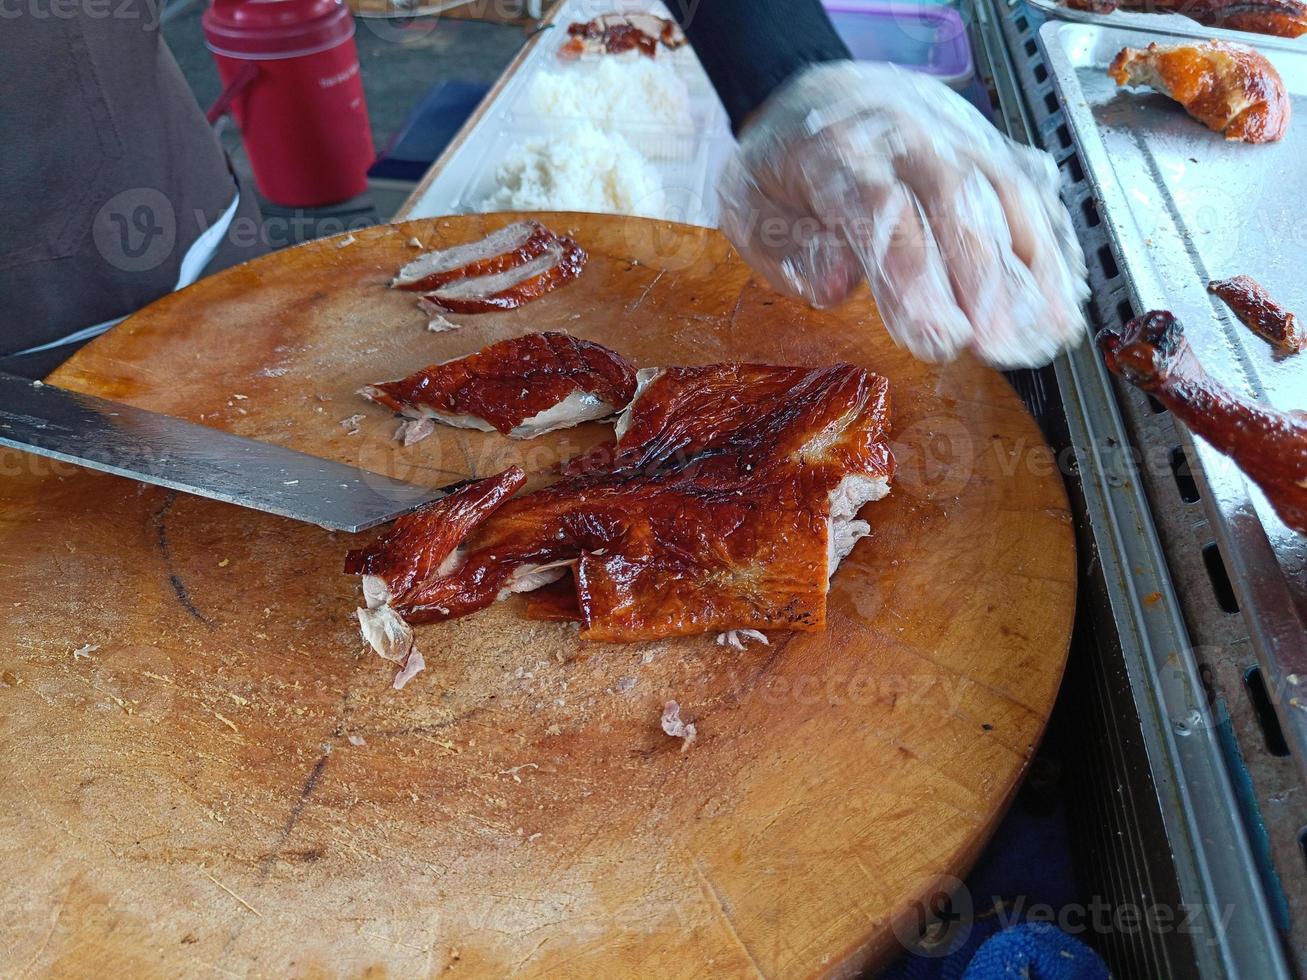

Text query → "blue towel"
[962,922,1108,980]
[881,796,1110,980]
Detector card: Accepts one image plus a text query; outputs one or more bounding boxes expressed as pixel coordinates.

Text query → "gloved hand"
[717,62,1089,368]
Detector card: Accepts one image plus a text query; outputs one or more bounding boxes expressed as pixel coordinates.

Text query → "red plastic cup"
[203,0,375,207]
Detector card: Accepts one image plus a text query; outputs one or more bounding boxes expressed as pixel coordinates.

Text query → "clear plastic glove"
[718,62,1089,368]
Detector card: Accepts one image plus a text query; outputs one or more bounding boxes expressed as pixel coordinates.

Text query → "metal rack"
[970,1,1307,975]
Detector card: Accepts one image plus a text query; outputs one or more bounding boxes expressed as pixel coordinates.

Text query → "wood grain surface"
[0,213,1075,979]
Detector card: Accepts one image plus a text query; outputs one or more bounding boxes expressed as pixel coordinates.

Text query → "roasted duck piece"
[417,236,587,314]
[360,332,637,439]
[1098,310,1307,533]
[1071,0,1307,38]
[347,466,528,670]
[345,362,894,657]
[1208,275,1304,352]
[392,220,556,292]
[1108,41,1290,143]
[559,13,687,59]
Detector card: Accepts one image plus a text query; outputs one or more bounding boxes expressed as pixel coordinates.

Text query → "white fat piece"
[715,629,769,650]
[661,700,697,751]
[391,220,540,287]
[509,391,616,438]
[358,591,410,662]
[496,559,573,601]
[393,648,426,690]
[356,575,415,664]
[364,386,618,440]
[426,314,460,333]
[396,417,436,446]
[359,385,498,434]
[826,474,891,578]
[613,367,662,443]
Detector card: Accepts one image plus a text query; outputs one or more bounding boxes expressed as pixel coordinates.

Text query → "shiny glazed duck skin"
[1098,310,1307,533]
[1208,275,1304,352]
[391,220,558,293]
[360,332,638,438]
[1108,41,1290,143]
[418,237,588,314]
[346,363,894,644]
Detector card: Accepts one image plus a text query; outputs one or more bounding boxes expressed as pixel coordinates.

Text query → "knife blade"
[0,372,451,532]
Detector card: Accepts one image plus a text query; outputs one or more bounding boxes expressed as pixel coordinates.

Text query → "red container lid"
[203,0,355,59]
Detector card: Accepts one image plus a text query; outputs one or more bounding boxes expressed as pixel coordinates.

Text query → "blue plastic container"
[824,1,975,94]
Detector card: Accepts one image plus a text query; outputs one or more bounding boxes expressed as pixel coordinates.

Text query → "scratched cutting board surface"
[0,213,1075,978]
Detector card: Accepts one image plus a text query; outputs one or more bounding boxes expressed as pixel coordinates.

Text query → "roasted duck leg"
[1098,310,1307,533]
[1108,41,1290,143]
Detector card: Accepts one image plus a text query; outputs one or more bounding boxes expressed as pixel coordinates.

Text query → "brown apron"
[0,0,268,377]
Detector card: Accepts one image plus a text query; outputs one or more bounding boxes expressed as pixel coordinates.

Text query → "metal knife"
[0,371,451,532]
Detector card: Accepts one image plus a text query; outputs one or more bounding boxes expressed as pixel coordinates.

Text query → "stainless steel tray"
[1025,0,1197,31]
[1040,17,1307,781]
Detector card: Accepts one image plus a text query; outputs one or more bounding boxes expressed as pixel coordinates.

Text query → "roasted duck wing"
[1108,41,1290,143]
[1208,275,1304,353]
[361,332,637,439]
[1099,310,1307,533]
[346,363,893,653]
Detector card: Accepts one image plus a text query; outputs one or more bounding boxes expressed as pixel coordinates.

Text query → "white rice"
[529,55,692,129]
[486,124,666,218]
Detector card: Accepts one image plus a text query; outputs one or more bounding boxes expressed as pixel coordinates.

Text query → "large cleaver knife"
[0,372,452,532]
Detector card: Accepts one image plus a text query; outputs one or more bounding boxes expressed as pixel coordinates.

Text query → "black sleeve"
[667,0,851,133]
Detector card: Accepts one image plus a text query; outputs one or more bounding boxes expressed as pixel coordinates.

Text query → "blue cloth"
[882,796,1110,979]
[961,923,1108,980]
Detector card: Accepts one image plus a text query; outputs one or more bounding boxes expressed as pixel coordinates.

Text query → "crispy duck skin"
[1208,275,1304,352]
[345,468,525,593]
[1072,0,1307,37]
[392,220,557,292]
[345,466,528,660]
[347,363,894,645]
[418,237,587,315]
[360,332,637,438]
[1108,41,1290,143]
[1098,310,1307,533]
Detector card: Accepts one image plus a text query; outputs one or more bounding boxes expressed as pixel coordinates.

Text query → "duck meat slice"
[392,220,557,292]
[1099,310,1307,533]
[359,332,637,439]
[419,237,587,314]
[346,362,894,650]
[1208,275,1304,352]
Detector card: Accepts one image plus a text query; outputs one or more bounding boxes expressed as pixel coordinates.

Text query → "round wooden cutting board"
[0,214,1075,978]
